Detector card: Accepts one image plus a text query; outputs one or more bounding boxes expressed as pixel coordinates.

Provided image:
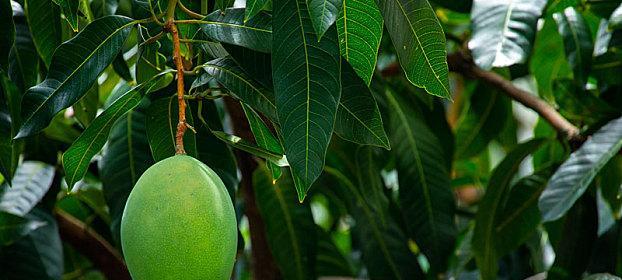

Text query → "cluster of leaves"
[0,0,622,279]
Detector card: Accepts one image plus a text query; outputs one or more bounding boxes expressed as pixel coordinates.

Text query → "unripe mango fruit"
[120,155,237,280]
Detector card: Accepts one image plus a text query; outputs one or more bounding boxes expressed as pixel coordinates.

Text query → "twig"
[55,210,130,280]
[446,52,582,143]
[178,0,205,19]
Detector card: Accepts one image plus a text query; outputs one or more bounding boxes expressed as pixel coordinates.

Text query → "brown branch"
[446,52,582,143]
[224,98,282,280]
[381,52,583,143]
[54,210,131,280]
[165,19,188,155]
[177,0,205,19]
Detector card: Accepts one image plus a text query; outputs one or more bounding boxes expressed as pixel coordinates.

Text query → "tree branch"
[54,210,131,280]
[224,98,282,280]
[382,52,583,143]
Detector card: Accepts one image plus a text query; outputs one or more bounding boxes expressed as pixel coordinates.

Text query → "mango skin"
[120,155,237,280]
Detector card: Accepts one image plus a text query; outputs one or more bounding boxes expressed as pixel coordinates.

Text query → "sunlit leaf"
[0,161,55,217]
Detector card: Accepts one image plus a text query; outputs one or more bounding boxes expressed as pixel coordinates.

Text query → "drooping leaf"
[385,89,455,272]
[472,138,546,280]
[136,27,167,84]
[242,103,283,180]
[112,52,133,82]
[323,166,423,279]
[335,0,382,85]
[553,7,593,87]
[52,0,80,31]
[245,0,269,21]
[315,226,353,277]
[0,161,55,216]
[0,82,20,183]
[72,84,99,127]
[307,0,341,39]
[212,130,287,166]
[201,8,272,53]
[223,44,273,88]
[468,0,547,70]
[335,61,389,149]
[455,84,510,159]
[16,16,135,138]
[539,116,622,222]
[63,72,173,189]
[0,211,46,246]
[24,0,62,68]
[0,0,15,71]
[145,95,198,161]
[201,57,277,121]
[100,101,153,243]
[273,0,341,200]
[253,163,316,280]
[377,0,450,98]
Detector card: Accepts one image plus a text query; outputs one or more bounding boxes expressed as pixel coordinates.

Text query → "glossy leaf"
[146,95,198,161]
[539,116,622,222]
[324,166,423,279]
[245,0,269,21]
[335,61,389,149]
[308,0,341,39]
[554,7,593,87]
[273,0,341,200]
[610,4,622,30]
[24,0,62,68]
[385,89,455,272]
[468,0,547,70]
[17,16,135,138]
[455,84,510,159]
[52,0,80,31]
[0,161,55,216]
[212,131,287,166]
[0,209,63,280]
[0,211,45,246]
[472,138,546,280]
[9,18,39,94]
[242,103,283,180]
[335,0,382,85]
[100,101,153,242]
[112,52,133,82]
[62,72,173,189]
[202,8,272,53]
[201,57,277,121]
[254,163,316,280]
[377,0,450,98]
[0,0,14,71]
[530,17,571,100]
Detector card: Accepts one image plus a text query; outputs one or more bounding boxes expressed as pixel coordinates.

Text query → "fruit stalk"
[165,15,187,155]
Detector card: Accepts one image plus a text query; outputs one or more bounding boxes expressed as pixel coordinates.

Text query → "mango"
[120,155,237,280]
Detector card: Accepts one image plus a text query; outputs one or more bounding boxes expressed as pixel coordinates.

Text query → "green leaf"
[0,208,63,280]
[245,0,269,21]
[307,0,341,39]
[610,4,622,30]
[24,0,62,68]
[377,0,450,98]
[539,116,622,222]
[242,103,284,180]
[53,0,80,31]
[315,226,353,277]
[336,0,382,85]
[335,61,389,149]
[0,0,15,71]
[201,57,277,121]
[553,7,593,87]
[112,52,133,82]
[430,0,471,13]
[253,163,316,280]
[530,17,572,101]
[584,273,622,280]
[468,0,547,70]
[146,95,198,161]
[100,101,153,243]
[91,0,118,17]
[62,72,173,190]
[385,89,455,272]
[553,79,617,127]
[201,8,272,53]
[0,211,46,246]
[273,0,341,200]
[0,80,20,183]
[216,0,235,11]
[0,161,55,216]
[323,166,423,279]
[212,130,287,165]
[9,17,39,94]
[472,138,546,280]
[16,16,135,139]
[73,84,98,127]
[455,84,510,159]
[136,28,167,84]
